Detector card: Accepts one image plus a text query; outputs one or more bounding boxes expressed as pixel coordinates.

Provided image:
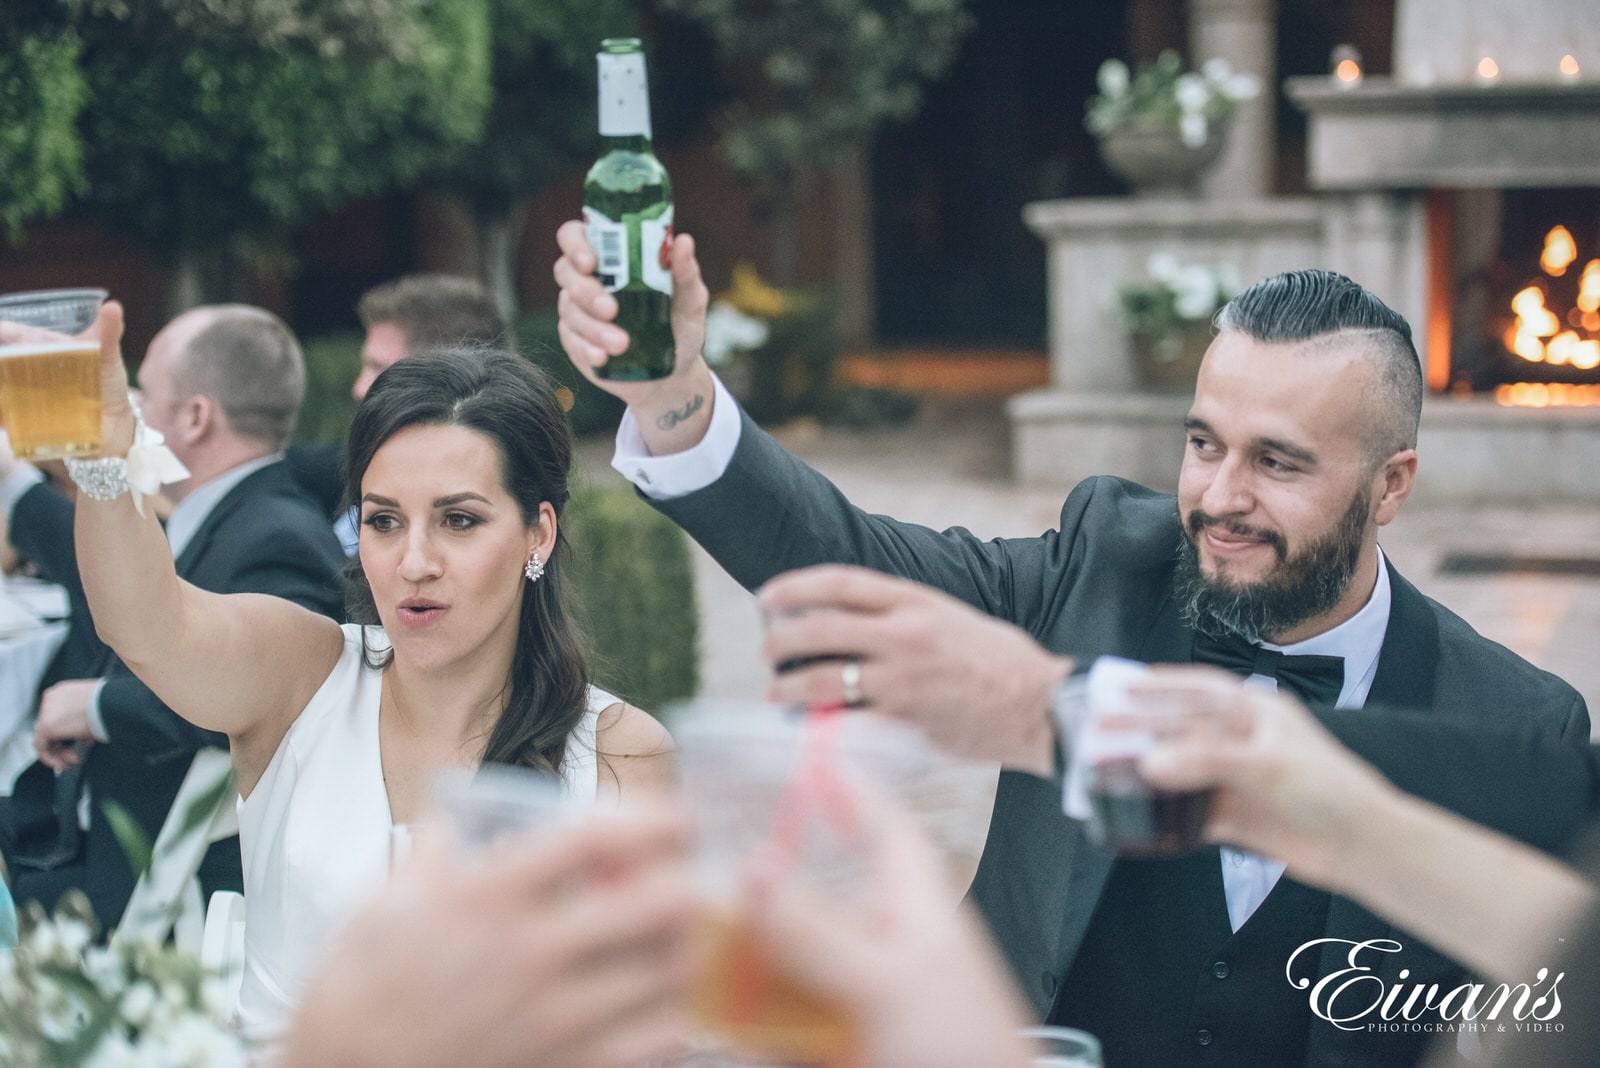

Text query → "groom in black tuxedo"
[554,229,1590,1066]
[0,305,345,930]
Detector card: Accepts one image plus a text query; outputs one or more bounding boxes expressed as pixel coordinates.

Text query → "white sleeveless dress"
[234,624,615,1045]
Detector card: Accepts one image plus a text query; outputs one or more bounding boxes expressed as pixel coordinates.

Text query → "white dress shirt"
[1221,552,1390,930]
[612,379,1395,930]
[611,371,743,498]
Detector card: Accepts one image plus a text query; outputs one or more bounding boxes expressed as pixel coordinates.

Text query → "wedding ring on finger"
[841,660,864,708]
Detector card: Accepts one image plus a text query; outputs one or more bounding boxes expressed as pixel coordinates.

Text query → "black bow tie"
[1191,631,1345,707]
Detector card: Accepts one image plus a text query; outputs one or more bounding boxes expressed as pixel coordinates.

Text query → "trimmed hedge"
[294,331,362,446]
[294,313,626,447]
[563,482,700,711]
[516,308,627,438]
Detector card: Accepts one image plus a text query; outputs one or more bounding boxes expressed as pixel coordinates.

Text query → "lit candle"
[1559,54,1581,82]
[1476,55,1500,84]
[1330,44,1363,88]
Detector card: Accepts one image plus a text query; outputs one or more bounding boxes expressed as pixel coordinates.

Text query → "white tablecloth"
[0,578,70,795]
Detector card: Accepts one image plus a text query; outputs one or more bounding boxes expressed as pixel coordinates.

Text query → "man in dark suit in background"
[0,305,345,930]
[286,273,508,542]
[554,225,1589,1067]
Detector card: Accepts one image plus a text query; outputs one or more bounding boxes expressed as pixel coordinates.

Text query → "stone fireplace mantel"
[1286,77,1600,190]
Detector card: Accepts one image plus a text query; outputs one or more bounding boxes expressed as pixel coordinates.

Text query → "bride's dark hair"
[341,346,589,775]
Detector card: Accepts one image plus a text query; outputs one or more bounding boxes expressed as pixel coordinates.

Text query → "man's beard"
[1173,487,1370,642]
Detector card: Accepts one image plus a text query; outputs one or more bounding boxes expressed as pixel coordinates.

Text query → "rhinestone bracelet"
[63,396,188,517]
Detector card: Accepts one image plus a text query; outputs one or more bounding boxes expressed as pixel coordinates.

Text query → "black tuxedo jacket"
[6,461,345,929]
[283,441,346,522]
[9,478,113,687]
[652,412,1592,1065]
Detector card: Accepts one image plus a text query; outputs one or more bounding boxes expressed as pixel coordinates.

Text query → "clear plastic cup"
[0,288,107,461]
[671,702,911,1065]
[1058,658,1215,857]
[430,764,567,850]
[1021,1025,1104,1067]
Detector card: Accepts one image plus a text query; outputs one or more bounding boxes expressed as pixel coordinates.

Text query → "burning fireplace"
[1437,189,1600,406]
[1009,0,1600,503]
[1286,1,1600,501]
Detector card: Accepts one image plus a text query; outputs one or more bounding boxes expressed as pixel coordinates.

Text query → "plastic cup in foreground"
[1058,658,1215,858]
[1021,1025,1104,1067]
[671,701,903,1065]
[431,764,566,850]
[0,288,107,461]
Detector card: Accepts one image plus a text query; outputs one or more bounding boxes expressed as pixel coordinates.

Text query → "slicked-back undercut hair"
[1214,269,1423,468]
[175,305,305,449]
[356,274,508,356]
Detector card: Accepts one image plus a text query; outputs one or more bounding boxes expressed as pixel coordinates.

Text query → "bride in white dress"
[68,315,673,1044]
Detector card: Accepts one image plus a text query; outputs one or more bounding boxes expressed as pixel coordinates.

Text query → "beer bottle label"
[584,207,630,291]
[639,204,674,296]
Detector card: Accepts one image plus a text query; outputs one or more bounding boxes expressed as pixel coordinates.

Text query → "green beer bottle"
[584,38,674,380]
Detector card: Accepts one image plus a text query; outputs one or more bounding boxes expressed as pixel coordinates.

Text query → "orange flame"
[1500,224,1599,388]
[1579,261,1600,315]
[1542,226,1577,276]
[1496,382,1600,407]
[1477,56,1500,80]
[1561,54,1581,79]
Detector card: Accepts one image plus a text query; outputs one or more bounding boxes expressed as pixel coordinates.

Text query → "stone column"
[1189,0,1276,200]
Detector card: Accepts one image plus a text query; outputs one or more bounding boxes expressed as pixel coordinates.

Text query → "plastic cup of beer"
[0,288,107,461]
[672,701,927,1065]
[1058,658,1215,858]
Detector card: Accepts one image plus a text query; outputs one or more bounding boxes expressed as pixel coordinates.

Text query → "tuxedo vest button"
[1212,960,1230,980]
[1195,1028,1214,1047]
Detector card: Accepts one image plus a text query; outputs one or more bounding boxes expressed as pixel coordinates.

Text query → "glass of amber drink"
[0,289,107,461]
[672,702,917,1065]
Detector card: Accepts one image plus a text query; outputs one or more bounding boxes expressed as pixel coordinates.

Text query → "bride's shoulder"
[593,698,675,795]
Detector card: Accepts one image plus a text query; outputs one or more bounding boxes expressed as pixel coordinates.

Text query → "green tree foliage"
[449,0,638,216]
[658,0,971,337]
[62,0,434,58]
[0,25,88,241]
[565,482,700,710]
[430,0,640,316]
[659,0,972,192]
[75,0,491,293]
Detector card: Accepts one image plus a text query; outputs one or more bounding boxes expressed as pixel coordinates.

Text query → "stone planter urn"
[1096,117,1229,195]
[1131,320,1214,392]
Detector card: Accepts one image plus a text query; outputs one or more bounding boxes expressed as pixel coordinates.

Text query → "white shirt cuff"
[610,372,743,500]
[1,463,45,526]
[85,677,111,743]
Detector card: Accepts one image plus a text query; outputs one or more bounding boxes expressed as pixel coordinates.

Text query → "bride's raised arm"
[69,302,342,753]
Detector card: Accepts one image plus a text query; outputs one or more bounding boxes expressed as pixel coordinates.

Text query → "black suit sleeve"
[647,409,1105,635]
[9,479,80,594]
[1316,705,1596,854]
[8,480,112,682]
[283,442,346,521]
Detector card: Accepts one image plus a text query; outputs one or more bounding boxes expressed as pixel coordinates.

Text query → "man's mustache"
[1185,509,1288,561]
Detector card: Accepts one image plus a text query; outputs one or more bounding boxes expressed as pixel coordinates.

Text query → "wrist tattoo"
[655,393,705,432]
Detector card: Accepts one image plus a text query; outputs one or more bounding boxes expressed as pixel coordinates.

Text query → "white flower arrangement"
[1087,50,1261,148]
[0,895,246,1068]
[1120,252,1241,357]
[702,300,771,367]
